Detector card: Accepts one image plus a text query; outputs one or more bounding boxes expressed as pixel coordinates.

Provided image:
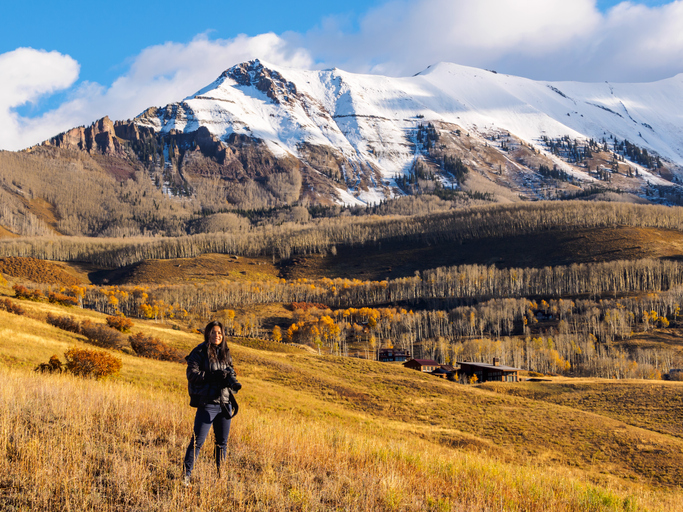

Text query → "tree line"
[20,256,683,379]
[5,200,683,266]
[81,258,683,312]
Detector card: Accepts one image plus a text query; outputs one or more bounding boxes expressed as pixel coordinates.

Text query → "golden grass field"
[0,287,682,511]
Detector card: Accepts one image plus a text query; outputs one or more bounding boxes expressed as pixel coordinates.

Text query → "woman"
[183,320,241,484]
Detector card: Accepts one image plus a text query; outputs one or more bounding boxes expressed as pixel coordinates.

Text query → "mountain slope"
[37,59,683,211]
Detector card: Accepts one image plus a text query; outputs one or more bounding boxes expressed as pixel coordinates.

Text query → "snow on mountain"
[134,59,683,204]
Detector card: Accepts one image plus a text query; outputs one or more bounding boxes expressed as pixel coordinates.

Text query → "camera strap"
[220,391,239,419]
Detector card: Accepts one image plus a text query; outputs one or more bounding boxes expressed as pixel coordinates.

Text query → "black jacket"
[186,342,238,417]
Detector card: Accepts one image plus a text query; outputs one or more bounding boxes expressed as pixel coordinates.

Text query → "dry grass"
[102,253,281,286]
[0,302,682,510]
[236,352,683,490]
[233,302,294,331]
[0,254,281,287]
[621,328,683,355]
[480,379,683,440]
[0,225,19,239]
[0,367,673,512]
[0,256,86,285]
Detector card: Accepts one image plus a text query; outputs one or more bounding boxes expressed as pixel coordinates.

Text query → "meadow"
[0,291,682,511]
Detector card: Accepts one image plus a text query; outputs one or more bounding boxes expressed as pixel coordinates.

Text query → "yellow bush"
[64,347,122,379]
[47,291,78,307]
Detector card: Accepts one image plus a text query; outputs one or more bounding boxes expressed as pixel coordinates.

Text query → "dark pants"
[183,403,231,477]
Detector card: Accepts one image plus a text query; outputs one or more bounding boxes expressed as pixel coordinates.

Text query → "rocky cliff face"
[46,117,122,156]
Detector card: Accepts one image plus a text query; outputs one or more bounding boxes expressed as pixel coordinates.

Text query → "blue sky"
[1,0,681,150]
[1,1,383,88]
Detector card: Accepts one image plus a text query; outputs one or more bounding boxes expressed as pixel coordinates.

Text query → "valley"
[3,199,683,511]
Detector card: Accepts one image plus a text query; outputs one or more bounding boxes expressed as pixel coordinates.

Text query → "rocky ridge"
[39,60,683,208]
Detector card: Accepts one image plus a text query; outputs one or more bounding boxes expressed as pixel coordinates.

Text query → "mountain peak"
[219,59,298,105]
[45,60,683,208]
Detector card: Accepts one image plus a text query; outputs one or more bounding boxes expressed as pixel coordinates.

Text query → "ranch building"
[378,348,411,362]
[457,358,521,383]
[403,359,440,372]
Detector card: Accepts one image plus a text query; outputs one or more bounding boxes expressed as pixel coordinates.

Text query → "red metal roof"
[407,359,440,365]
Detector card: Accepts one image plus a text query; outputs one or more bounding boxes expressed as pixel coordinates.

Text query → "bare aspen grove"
[3,200,683,266]
[12,255,680,380]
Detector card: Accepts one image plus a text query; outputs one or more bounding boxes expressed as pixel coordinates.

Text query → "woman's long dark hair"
[204,321,233,366]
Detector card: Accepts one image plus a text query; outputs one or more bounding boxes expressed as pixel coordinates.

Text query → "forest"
[4,199,683,266]
[7,253,680,382]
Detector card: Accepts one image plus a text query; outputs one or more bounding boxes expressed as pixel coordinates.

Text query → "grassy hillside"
[0,254,280,286]
[480,379,683,441]
[0,298,681,510]
[0,257,88,285]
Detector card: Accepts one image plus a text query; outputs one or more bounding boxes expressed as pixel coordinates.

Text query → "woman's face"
[209,325,223,345]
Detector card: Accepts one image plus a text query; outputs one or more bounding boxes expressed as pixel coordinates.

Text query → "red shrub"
[0,298,25,316]
[128,332,185,362]
[46,313,82,333]
[35,355,64,374]
[106,315,134,333]
[80,321,125,350]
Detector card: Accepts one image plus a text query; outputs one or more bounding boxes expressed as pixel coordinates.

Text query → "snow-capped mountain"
[47,60,683,206]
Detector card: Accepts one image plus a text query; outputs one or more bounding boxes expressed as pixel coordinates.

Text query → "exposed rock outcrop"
[224,59,298,104]
[46,117,125,156]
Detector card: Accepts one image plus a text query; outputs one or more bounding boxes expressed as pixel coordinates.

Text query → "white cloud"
[303,0,683,82]
[301,0,602,76]
[598,1,683,77]
[0,33,312,150]
[0,48,80,151]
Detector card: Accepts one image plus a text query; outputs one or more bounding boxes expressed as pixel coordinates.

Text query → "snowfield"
[135,59,683,204]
